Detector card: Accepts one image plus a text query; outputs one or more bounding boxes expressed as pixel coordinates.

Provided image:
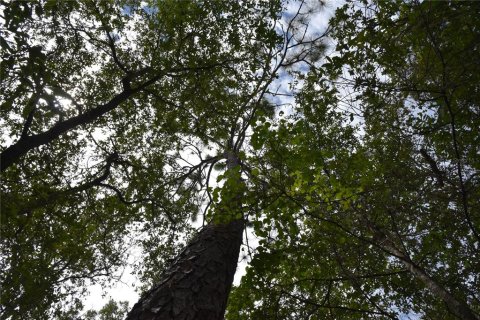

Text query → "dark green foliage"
[1,0,287,318]
[2,0,479,319]
[228,1,479,319]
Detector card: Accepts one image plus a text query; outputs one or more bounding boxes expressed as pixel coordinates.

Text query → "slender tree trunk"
[373,228,479,320]
[126,219,244,320]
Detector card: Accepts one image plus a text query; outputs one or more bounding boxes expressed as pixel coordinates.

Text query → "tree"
[0,0,248,171]
[228,1,479,319]
[1,0,326,318]
[2,0,478,319]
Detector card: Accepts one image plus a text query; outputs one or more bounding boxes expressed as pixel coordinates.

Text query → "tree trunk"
[372,227,480,320]
[126,219,244,320]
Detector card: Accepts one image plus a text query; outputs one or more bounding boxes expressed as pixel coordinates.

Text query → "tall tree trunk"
[126,219,244,320]
[127,151,244,320]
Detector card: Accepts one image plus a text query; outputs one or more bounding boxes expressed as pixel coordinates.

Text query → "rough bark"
[126,219,244,320]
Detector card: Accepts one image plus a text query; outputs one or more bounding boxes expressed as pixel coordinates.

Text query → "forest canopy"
[1,0,479,319]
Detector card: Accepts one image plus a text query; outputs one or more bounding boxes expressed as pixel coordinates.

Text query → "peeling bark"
[126,219,244,320]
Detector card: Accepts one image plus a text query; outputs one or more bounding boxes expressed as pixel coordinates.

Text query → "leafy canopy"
[1,0,479,319]
[228,1,480,319]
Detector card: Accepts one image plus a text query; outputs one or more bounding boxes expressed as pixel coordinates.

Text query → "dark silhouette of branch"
[1,63,230,172]
[279,290,392,316]
[419,4,479,244]
[420,148,445,187]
